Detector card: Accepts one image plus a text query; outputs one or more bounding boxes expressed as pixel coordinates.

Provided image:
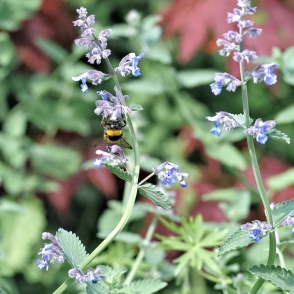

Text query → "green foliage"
[218,229,255,256]
[248,265,294,294]
[206,143,247,170]
[281,46,294,86]
[203,189,251,222]
[268,129,290,144]
[103,163,132,182]
[0,198,46,275]
[0,0,42,30]
[176,69,217,88]
[138,183,172,210]
[272,199,294,227]
[268,169,294,191]
[56,229,89,267]
[157,216,228,277]
[231,113,254,128]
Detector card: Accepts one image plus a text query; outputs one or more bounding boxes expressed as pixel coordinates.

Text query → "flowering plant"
[34,2,294,294]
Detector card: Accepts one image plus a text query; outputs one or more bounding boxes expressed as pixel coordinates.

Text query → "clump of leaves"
[156,215,230,282]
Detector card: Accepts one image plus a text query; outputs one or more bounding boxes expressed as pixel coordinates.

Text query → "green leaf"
[3,109,27,137]
[267,168,294,191]
[272,199,294,227]
[248,265,294,294]
[218,229,254,256]
[0,198,46,275]
[268,129,290,144]
[138,183,172,210]
[126,279,167,294]
[281,46,294,86]
[86,282,110,294]
[177,69,217,88]
[103,162,132,182]
[35,38,68,63]
[130,104,143,111]
[231,113,253,128]
[30,144,81,179]
[206,143,247,170]
[0,32,17,71]
[56,229,88,267]
[0,0,42,30]
[275,104,294,124]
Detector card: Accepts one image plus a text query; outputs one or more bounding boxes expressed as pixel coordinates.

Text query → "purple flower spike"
[153,161,189,188]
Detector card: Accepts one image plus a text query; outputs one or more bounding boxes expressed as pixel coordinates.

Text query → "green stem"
[124,217,158,285]
[238,26,276,294]
[53,39,140,294]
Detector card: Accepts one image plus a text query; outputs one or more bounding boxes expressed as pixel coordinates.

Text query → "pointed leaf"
[218,229,254,256]
[267,169,294,191]
[231,113,253,128]
[56,229,88,267]
[138,183,171,210]
[248,265,294,294]
[272,199,294,227]
[268,129,290,144]
[103,162,132,182]
[128,279,167,294]
[86,282,110,294]
[130,104,143,111]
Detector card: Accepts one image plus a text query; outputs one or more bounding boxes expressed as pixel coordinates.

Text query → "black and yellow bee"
[95,115,132,149]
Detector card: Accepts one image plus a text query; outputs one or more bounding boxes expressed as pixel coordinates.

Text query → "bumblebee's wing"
[93,137,109,148]
[119,138,133,149]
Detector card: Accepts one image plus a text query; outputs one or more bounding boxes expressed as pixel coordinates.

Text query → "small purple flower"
[153,161,189,188]
[241,220,272,242]
[233,49,258,63]
[210,73,242,95]
[250,63,278,86]
[115,53,144,77]
[68,267,106,284]
[245,118,276,144]
[206,112,241,137]
[94,145,128,168]
[94,90,131,119]
[36,232,65,271]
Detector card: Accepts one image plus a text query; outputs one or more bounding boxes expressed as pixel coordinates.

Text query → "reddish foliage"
[160,0,294,64]
[10,0,76,72]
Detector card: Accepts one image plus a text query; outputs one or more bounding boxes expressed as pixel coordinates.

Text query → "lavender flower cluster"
[241,221,272,242]
[36,233,105,284]
[206,0,278,145]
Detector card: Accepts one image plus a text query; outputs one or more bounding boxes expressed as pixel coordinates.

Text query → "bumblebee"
[95,115,132,149]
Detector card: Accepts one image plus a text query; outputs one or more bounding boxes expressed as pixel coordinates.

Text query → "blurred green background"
[0,0,294,293]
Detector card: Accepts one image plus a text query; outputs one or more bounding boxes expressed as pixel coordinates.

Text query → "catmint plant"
[36,6,188,294]
[208,1,293,293]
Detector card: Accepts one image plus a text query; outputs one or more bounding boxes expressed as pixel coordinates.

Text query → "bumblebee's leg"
[101,116,107,128]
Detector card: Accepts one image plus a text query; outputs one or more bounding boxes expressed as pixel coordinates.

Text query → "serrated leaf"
[231,113,254,128]
[218,229,254,256]
[127,279,167,294]
[86,282,110,294]
[248,265,294,294]
[272,199,294,227]
[56,229,88,267]
[103,162,132,182]
[138,183,171,210]
[268,129,290,144]
[130,104,143,111]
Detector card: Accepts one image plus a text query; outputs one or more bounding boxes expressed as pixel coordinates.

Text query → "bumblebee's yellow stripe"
[106,130,123,136]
